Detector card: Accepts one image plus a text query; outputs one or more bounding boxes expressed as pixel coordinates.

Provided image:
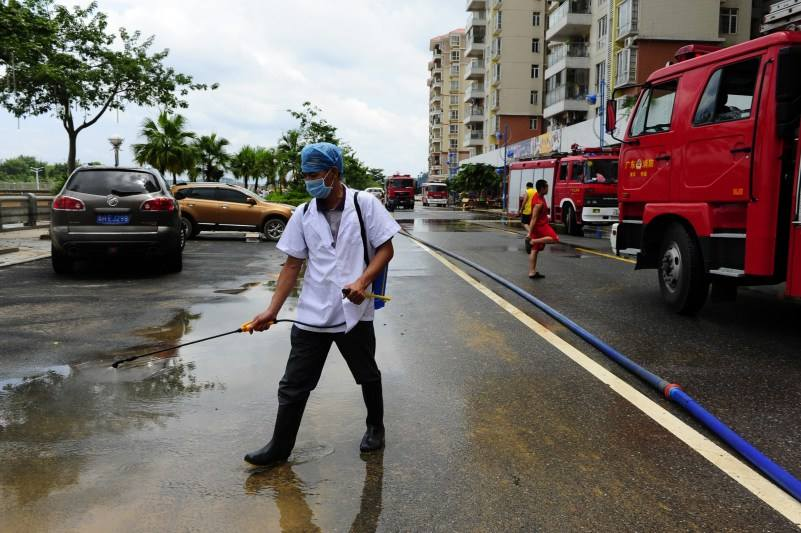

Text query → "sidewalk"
[0,227,51,268]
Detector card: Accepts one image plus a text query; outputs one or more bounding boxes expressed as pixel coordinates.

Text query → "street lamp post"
[108,134,124,167]
[273,158,280,193]
[30,166,44,190]
[495,124,511,215]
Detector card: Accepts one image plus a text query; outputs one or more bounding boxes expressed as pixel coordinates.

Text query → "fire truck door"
[786,142,801,297]
[680,57,762,202]
[620,80,679,202]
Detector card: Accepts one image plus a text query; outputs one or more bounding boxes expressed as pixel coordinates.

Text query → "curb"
[0,253,50,268]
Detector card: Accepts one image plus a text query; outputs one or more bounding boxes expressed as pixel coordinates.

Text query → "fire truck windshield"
[583,159,618,184]
[388,179,413,188]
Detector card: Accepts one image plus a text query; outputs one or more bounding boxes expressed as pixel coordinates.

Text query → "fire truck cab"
[509,147,619,235]
[612,31,801,313]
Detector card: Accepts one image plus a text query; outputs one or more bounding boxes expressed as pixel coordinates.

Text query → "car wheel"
[181,215,198,239]
[657,224,709,314]
[164,246,183,273]
[263,217,286,241]
[564,204,583,236]
[51,245,72,274]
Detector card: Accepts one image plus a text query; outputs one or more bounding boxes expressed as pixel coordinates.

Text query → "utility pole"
[30,166,44,190]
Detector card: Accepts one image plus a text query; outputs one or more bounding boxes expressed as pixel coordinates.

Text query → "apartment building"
[428,29,469,182]
[542,0,754,131]
[465,0,547,154]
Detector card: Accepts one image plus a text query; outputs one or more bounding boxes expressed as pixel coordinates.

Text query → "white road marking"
[411,238,801,527]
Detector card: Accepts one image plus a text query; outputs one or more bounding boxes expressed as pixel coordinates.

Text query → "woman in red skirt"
[528,179,560,279]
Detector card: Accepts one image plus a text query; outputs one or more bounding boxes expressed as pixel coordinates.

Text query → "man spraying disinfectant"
[244,142,400,466]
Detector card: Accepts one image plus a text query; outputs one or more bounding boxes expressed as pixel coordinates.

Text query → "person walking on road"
[244,142,400,466]
[519,181,536,234]
[528,179,559,279]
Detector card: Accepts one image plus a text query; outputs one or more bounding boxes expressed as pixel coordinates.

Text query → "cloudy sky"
[0,0,466,176]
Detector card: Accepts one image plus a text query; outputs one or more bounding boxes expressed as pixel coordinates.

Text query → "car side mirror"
[246,197,257,205]
[605,100,617,133]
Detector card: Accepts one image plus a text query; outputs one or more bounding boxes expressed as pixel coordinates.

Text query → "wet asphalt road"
[1,207,800,531]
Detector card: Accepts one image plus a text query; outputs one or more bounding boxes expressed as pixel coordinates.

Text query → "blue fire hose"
[403,230,801,502]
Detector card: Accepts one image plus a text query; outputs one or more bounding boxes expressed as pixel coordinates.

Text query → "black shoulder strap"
[353,192,370,267]
[303,201,310,215]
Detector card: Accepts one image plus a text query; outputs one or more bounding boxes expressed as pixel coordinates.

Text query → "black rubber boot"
[244,401,306,466]
[360,382,385,453]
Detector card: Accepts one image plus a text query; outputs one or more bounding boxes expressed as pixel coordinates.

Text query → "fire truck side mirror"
[605,100,617,133]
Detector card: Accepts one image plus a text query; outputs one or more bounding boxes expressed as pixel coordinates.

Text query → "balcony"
[430,77,443,89]
[430,108,442,118]
[465,35,486,58]
[466,0,486,10]
[463,83,485,103]
[429,60,442,74]
[430,93,442,104]
[464,129,484,147]
[546,0,592,41]
[545,42,589,79]
[464,106,485,124]
[543,84,590,119]
[465,59,485,81]
[467,11,487,28]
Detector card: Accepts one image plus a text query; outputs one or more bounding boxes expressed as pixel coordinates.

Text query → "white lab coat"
[277,186,401,333]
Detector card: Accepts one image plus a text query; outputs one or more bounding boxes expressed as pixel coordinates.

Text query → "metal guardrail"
[0,194,54,230]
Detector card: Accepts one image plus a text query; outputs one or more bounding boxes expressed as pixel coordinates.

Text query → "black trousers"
[278,321,381,406]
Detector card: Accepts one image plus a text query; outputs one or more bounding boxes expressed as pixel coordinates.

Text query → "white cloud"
[0,0,466,175]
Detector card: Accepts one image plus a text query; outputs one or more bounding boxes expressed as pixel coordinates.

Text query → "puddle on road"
[399,219,497,233]
[0,280,385,531]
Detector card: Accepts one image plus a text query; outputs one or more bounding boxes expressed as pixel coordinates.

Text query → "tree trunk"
[67,131,78,174]
[253,177,259,192]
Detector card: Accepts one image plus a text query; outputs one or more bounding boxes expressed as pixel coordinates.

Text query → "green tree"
[0,155,46,181]
[194,133,229,182]
[288,101,339,145]
[277,130,303,190]
[131,111,196,185]
[253,146,279,193]
[451,163,500,196]
[0,0,216,173]
[230,146,258,190]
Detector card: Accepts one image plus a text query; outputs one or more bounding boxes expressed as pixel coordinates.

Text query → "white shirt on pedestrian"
[277,186,401,333]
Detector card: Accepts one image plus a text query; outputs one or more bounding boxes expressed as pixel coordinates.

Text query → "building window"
[493,37,502,56]
[451,64,460,76]
[529,117,538,130]
[531,64,540,79]
[450,109,459,120]
[530,90,539,105]
[532,11,540,26]
[595,61,606,93]
[720,7,738,35]
[597,16,607,50]
[451,79,460,91]
[450,95,459,105]
[451,51,461,62]
[450,124,459,134]
[496,10,502,31]
[493,63,501,82]
[451,35,461,47]
[532,38,540,53]
[492,89,500,108]
[450,139,458,149]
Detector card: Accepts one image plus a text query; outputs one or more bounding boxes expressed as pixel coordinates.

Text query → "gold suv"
[171,183,293,241]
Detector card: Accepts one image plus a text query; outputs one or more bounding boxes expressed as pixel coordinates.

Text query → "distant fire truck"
[508,147,620,236]
[609,2,801,312]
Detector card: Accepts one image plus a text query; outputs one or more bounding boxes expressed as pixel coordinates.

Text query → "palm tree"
[195,133,230,182]
[230,146,257,189]
[253,146,278,193]
[277,129,303,190]
[132,111,196,185]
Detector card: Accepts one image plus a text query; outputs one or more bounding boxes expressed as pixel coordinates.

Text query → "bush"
[265,189,311,206]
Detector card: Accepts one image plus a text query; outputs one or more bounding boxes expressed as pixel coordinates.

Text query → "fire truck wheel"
[657,224,709,314]
[564,204,583,236]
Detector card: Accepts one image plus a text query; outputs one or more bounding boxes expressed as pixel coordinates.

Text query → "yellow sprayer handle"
[365,292,392,302]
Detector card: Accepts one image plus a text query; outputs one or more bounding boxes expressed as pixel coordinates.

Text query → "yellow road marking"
[575,247,637,265]
[410,238,801,527]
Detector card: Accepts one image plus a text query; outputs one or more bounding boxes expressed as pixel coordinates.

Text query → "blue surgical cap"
[301,142,344,177]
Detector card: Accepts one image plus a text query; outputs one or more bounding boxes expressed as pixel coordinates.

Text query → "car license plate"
[96,214,129,225]
[593,208,601,214]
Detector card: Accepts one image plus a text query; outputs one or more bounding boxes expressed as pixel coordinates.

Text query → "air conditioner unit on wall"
[624,37,637,48]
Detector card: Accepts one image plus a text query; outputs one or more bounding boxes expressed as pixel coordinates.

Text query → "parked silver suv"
[50,166,184,274]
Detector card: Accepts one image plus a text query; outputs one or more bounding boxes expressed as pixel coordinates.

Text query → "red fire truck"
[509,147,620,236]
[609,29,801,313]
[384,174,415,211]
